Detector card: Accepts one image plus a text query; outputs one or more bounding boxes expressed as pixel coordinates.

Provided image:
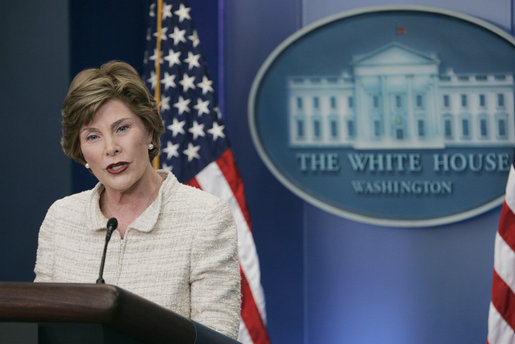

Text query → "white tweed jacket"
[34,170,241,339]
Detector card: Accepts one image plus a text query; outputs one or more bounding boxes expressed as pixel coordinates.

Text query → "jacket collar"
[85,170,176,233]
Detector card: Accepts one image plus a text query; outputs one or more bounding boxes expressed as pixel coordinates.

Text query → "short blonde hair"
[61,61,164,164]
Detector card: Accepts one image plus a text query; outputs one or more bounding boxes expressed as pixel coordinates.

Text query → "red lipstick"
[106,162,129,174]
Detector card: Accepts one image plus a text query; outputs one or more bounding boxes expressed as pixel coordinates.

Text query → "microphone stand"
[96,218,118,284]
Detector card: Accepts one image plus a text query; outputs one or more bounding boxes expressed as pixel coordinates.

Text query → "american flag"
[395,26,407,35]
[143,1,270,343]
[487,155,515,343]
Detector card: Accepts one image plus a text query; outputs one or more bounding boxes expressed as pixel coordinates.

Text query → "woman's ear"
[147,130,153,146]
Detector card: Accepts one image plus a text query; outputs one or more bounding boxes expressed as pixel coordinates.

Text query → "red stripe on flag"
[492,269,515,332]
[488,161,515,343]
[498,201,515,251]
[241,267,270,344]
[186,177,202,189]
[216,149,252,229]
[190,168,268,342]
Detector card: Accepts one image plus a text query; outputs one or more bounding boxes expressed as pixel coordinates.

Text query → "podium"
[0,282,240,343]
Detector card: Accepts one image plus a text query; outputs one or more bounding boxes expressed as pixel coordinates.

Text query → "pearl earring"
[148,143,154,150]
[85,163,90,169]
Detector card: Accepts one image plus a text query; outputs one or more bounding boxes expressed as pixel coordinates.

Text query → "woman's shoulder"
[47,185,99,215]
[174,183,226,207]
[160,171,228,211]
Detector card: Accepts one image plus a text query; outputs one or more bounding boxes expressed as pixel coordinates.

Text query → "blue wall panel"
[0,0,70,281]
[305,206,498,343]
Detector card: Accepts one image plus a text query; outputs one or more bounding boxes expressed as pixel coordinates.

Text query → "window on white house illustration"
[418,119,425,137]
[479,117,488,138]
[374,120,381,137]
[296,118,305,139]
[296,97,303,110]
[443,94,450,108]
[416,95,424,109]
[313,97,319,110]
[462,118,470,139]
[498,94,505,108]
[347,120,355,138]
[395,95,402,108]
[330,119,338,139]
[330,96,337,109]
[313,117,322,140]
[373,95,380,109]
[348,96,354,109]
[497,117,507,139]
[461,94,468,108]
[444,117,453,139]
[479,94,486,108]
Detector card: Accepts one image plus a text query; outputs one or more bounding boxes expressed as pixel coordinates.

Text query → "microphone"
[96,217,118,284]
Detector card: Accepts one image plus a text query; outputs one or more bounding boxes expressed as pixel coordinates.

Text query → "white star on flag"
[214,107,222,120]
[173,96,190,114]
[183,142,200,161]
[160,96,171,112]
[147,71,157,89]
[179,74,196,92]
[162,141,180,159]
[174,3,191,22]
[145,27,152,43]
[188,120,205,140]
[162,3,172,19]
[184,52,200,70]
[164,49,181,67]
[166,117,185,136]
[207,122,226,141]
[169,26,186,45]
[153,26,168,41]
[188,30,199,47]
[197,76,213,94]
[149,48,163,64]
[161,72,176,90]
[193,99,210,116]
[161,162,173,172]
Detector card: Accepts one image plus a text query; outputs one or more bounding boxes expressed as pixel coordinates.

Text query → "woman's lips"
[106,162,129,174]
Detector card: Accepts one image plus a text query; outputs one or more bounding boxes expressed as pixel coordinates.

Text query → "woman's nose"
[105,136,121,156]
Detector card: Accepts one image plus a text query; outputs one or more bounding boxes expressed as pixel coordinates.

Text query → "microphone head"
[107,217,118,232]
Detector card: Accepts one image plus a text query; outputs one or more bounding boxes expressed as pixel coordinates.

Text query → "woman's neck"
[100,168,163,238]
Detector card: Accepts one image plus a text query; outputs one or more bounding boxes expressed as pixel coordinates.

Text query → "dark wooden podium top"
[0,282,196,343]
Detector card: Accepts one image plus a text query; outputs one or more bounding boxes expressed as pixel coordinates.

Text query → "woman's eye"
[86,134,98,141]
[117,125,129,132]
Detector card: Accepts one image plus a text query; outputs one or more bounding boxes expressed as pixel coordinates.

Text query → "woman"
[34,61,241,339]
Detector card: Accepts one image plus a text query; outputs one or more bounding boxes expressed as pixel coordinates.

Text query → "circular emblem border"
[248,5,515,227]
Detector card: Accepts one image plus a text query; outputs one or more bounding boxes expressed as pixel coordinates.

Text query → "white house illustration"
[288,42,514,149]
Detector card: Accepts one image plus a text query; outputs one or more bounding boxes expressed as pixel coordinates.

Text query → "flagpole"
[153,0,163,170]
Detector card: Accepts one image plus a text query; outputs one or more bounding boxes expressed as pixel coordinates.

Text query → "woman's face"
[79,98,153,194]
